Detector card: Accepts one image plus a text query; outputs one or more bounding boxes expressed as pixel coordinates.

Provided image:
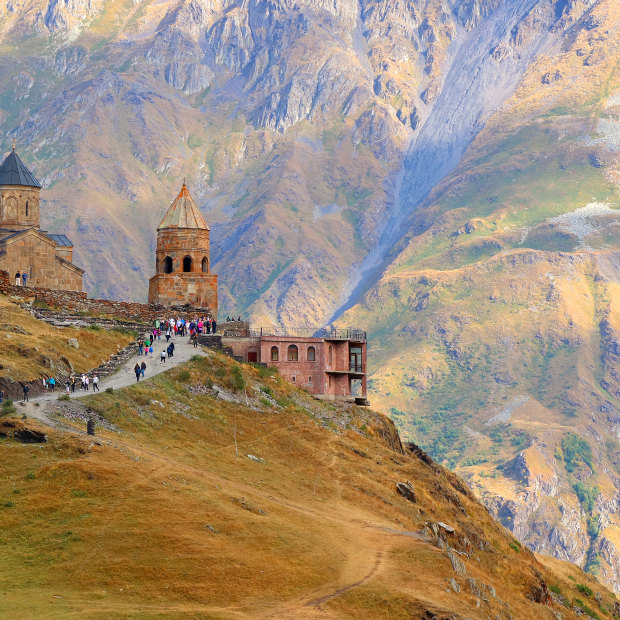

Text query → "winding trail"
[18,332,205,428]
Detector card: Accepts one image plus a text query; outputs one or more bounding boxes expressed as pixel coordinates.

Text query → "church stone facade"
[148,182,218,315]
[0,145,84,291]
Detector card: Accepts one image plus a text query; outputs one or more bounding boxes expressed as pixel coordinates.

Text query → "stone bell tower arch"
[148,181,218,315]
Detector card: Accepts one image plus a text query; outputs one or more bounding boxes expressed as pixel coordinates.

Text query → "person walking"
[65,379,71,394]
[84,375,90,391]
[15,270,21,286]
[169,341,175,357]
[21,271,28,287]
[92,375,100,391]
[22,383,29,402]
[191,332,198,348]
[49,377,56,391]
[70,376,76,393]
[138,338,144,356]
[165,328,171,342]
[140,360,146,378]
[160,350,167,364]
[0,389,4,405]
[134,363,141,382]
[81,373,87,391]
[167,343,172,358]
[212,319,217,334]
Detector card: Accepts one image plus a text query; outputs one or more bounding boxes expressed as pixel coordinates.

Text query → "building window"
[287,345,298,361]
[328,375,332,387]
[202,257,209,273]
[25,201,28,216]
[307,346,315,361]
[183,256,192,272]
[292,376,296,383]
[163,256,173,274]
[328,345,333,365]
[271,346,279,361]
[308,376,312,383]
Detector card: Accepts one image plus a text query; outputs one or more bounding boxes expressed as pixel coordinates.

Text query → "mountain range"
[1,0,619,592]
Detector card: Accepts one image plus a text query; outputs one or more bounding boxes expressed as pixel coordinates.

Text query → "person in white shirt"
[92,375,99,391]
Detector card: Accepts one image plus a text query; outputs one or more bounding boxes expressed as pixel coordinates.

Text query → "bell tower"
[148,181,218,314]
[0,141,42,231]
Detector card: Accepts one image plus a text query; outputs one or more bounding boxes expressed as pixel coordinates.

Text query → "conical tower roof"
[0,145,42,188]
[158,182,209,230]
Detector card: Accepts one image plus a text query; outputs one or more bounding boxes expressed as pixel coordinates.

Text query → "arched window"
[270,346,279,361]
[183,256,192,272]
[163,256,173,274]
[25,201,28,216]
[307,346,316,362]
[287,345,298,361]
[328,345,333,365]
[156,258,159,273]
[202,257,209,273]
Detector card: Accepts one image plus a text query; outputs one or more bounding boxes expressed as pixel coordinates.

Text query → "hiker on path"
[165,328,171,342]
[48,377,56,391]
[140,361,146,377]
[138,338,144,356]
[169,341,175,357]
[22,383,29,402]
[70,376,76,392]
[0,389,4,404]
[134,363,141,382]
[21,271,27,286]
[15,270,21,286]
[65,379,70,394]
[92,375,100,391]
[84,375,90,391]
[191,332,198,348]
[212,319,217,334]
[81,373,87,390]
[160,350,167,364]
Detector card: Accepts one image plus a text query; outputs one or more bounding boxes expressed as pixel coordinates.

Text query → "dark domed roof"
[0,148,42,188]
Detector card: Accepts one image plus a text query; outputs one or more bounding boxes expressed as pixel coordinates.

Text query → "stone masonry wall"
[0,270,214,325]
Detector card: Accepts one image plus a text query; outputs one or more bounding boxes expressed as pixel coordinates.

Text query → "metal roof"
[158,183,209,231]
[0,148,42,188]
[45,233,73,247]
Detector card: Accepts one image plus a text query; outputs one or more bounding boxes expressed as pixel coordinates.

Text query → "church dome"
[0,147,42,188]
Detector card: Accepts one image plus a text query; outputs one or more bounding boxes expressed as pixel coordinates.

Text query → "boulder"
[68,338,79,349]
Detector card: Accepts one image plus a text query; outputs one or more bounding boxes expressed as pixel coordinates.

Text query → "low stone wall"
[0,270,214,325]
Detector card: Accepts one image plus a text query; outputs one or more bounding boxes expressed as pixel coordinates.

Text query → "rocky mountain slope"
[1,0,620,593]
[1,339,617,619]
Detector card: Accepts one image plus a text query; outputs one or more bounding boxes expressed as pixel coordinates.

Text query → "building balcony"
[326,362,366,375]
[242,326,367,341]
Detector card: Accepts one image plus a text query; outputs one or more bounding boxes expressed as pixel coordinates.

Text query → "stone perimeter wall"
[0,270,214,324]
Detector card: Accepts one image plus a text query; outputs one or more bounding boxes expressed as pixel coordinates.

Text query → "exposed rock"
[396,481,416,502]
[68,338,79,349]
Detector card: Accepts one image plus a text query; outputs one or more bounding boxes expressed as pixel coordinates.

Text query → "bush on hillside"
[561,433,593,472]
[573,482,599,512]
[231,366,245,392]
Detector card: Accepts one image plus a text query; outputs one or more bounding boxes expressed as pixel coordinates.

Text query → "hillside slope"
[1,351,618,619]
[340,0,620,592]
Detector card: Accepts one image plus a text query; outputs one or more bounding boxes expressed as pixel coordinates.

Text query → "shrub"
[573,482,599,513]
[3,501,14,508]
[261,386,274,397]
[57,394,70,401]
[576,584,593,597]
[1,399,16,416]
[562,433,593,472]
[25,472,35,481]
[549,584,562,596]
[70,489,87,498]
[178,370,191,382]
[231,366,246,392]
[191,355,202,362]
[509,542,520,553]
[105,387,114,393]
[573,598,600,620]
[260,398,272,408]
[587,514,600,539]
[88,324,101,331]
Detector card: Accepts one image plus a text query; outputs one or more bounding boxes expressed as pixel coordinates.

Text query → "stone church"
[148,182,218,315]
[0,144,84,291]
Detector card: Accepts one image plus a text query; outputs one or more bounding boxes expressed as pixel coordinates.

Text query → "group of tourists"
[38,373,100,394]
[134,361,147,382]
[14,270,28,286]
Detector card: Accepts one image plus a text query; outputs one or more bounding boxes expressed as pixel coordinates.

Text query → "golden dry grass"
[0,353,615,619]
[0,296,134,384]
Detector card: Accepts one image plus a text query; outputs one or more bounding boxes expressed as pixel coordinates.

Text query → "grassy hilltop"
[0,313,616,618]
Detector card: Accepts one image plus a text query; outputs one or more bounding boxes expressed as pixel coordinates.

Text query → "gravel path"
[17,334,206,429]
